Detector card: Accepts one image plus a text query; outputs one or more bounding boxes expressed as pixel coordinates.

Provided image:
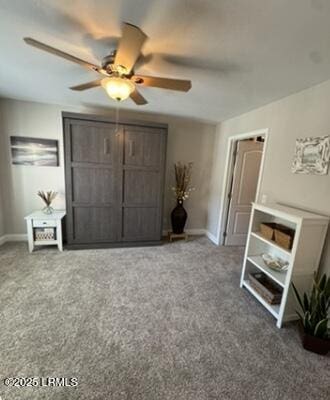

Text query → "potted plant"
[37,190,57,214]
[171,162,194,234]
[292,274,330,355]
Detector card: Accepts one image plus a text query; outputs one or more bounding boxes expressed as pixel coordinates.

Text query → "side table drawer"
[32,220,57,228]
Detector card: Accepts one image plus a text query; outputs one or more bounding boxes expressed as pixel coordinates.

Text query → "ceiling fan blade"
[24,37,104,74]
[154,53,239,74]
[132,75,191,92]
[135,53,153,69]
[114,23,147,74]
[70,79,103,91]
[130,88,148,105]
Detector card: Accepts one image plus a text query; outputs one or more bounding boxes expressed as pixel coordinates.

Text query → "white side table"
[25,210,66,253]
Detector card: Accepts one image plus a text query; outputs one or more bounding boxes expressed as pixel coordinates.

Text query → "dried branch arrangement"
[172,162,194,202]
[37,190,57,207]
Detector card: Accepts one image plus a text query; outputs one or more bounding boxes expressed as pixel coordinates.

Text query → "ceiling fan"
[23,23,192,105]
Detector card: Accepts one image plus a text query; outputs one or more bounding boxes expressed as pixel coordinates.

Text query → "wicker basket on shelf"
[249,272,282,305]
[34,228,55,241]
[274,225,295,250]
[260,222,277,240]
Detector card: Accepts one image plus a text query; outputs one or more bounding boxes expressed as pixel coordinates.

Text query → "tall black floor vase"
[171,200,187,234]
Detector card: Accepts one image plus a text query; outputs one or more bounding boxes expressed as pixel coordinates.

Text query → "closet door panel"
[123,131,162,167]
[123,170,159,204]
[122,207,159,240]
[73,207,117,242]
[71,123,116,164]
[64,118,120,245]
[121,126,166,242]
[124,131,144,166]
[143,132,162,166]
[72,167,115,204]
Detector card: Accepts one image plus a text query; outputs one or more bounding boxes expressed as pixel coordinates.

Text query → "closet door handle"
[104,138,110,154]
[129,140,135,157]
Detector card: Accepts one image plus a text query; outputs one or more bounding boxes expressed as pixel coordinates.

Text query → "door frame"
[216,128,269,245]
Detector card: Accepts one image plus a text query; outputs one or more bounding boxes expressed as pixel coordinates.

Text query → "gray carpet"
[0,237,329,400]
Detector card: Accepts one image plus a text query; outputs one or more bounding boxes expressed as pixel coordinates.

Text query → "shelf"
[241,203,329,328]
[34,240,58,245]
[252,202,329,223]
[247,255,287,287]
[242,280,280,319]
[251,232,292,256]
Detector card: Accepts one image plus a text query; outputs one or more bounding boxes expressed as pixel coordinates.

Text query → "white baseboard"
[205,230,218,245]
[0,234,27,245]
[2,231,218,245]
[186,228,206,235]
[284,314,299,323]
[6,234,28,241]
[162,229,220,244]
[0,235,6,246]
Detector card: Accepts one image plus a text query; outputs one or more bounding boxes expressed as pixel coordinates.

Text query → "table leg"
[26,220,34,253]
[57,220,63,251]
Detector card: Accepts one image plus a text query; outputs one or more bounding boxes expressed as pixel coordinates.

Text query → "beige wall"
[0,98,215,235]
[208,79,330,275]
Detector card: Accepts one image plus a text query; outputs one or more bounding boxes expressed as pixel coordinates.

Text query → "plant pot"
[171,200,187,234]
[299,324,330,355]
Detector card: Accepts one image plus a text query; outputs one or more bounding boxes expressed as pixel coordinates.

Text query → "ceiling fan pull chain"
[115,104,120,136]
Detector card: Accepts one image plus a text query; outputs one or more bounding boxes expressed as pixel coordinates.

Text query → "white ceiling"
[1,0,330,123]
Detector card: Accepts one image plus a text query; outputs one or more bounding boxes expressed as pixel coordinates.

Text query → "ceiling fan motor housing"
[102,51,136,77]
[102,52,117,74]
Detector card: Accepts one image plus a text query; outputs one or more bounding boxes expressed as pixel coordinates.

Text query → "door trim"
[216,128,269,245]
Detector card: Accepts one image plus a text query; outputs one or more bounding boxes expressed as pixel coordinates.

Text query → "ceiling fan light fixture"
[101,77,135,102]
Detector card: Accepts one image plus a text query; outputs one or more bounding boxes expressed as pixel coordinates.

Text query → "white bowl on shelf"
[262,253,289,272]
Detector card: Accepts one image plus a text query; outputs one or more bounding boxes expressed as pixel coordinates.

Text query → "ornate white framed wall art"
[291,135,330,175]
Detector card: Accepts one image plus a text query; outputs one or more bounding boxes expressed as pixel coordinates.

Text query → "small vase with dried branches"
[37,190,57,214]
[171,162,194,234]
[172,162,194,203]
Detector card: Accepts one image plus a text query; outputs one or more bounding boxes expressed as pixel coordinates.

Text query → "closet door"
[121,125,166,241]
[64,119,120,244]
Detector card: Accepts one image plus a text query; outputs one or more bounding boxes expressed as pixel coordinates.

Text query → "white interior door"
[224,140,263,246]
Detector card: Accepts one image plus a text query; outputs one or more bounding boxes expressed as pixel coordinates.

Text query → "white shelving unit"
[240,203,329,328]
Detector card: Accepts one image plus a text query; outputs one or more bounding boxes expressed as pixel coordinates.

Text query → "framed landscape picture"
[291,135,330,175]
[10,136,59,166]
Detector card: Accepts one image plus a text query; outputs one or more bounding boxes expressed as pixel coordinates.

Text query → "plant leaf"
[304,311,313,334]
[303,292,310,312]
[319,274,327,291]
[296,310,304,323]
[325,276,330,297]
[314,318,329,338]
